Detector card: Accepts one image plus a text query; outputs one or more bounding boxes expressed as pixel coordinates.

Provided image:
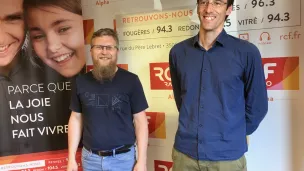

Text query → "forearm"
[134,112,148,163]
[68,112,83,160]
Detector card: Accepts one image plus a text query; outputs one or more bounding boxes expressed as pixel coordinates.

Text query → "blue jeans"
[82,146,136,171]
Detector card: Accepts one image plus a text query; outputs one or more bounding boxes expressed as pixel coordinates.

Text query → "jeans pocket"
[235,155,247,170]
[172,148,181,162]
[115,147,135,161]
[82,147,92,160]
[171,148,175,161]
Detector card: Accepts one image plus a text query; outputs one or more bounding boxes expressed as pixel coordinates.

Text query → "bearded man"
[67,28,149,171]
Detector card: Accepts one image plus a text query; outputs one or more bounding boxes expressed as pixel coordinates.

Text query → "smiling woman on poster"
[23,0,86,78]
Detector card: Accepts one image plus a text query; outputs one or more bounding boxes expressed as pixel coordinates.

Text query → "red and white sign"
[154,160,173,171]
[150,63,172,90]
[262,57,299,90]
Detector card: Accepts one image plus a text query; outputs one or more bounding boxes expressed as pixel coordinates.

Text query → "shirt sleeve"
[169,48,182,111]
[244,43,268,135]
[130,76,149,114]
[69,77,82,113]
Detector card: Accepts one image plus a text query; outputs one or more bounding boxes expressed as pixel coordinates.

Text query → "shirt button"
[199,124,203,127]
[200,105,204,108]
[203,69,207,72]
[199,140,203,144]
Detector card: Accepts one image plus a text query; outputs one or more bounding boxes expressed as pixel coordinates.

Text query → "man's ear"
[226,5,232,15]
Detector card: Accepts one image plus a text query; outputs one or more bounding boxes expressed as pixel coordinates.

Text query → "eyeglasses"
[198,0,227,8]
[91,45,118,51]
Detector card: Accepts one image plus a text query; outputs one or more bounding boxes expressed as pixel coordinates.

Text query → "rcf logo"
[280,31,301,40]
[258,32,272,45]
[83,19,94,45]
[239,33,249,41]
[86,64,128,72]
[146,112,166,139]
[263,57,299,90]
[154,160,173,171]
[96,0,109,7]
[150,63,172,90]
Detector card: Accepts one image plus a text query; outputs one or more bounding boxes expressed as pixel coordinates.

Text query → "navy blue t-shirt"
[70,67,148,151]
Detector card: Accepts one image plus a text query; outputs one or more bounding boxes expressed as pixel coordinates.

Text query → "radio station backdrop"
[82,0,304,171]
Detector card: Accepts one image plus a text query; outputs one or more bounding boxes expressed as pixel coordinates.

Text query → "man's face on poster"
[0,0,25,68]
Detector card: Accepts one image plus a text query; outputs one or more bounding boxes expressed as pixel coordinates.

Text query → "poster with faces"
[0,0,85,170]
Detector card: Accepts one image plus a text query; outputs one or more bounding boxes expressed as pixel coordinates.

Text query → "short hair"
[23,0,82,16]
[197,0,235,20]
[197,0,234,7]
[91,28,119,47]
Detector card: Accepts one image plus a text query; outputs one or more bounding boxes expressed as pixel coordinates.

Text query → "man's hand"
[67,158,78,171]
[133,161,147,171]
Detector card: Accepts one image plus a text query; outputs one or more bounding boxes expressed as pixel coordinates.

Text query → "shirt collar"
[193,29,228,47]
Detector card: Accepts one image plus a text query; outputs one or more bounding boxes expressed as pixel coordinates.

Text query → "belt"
[86,145,133,157]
